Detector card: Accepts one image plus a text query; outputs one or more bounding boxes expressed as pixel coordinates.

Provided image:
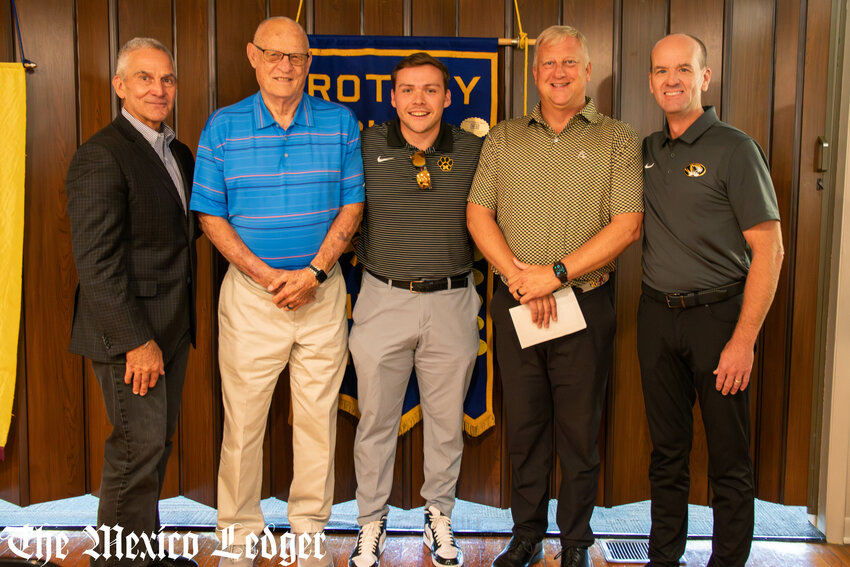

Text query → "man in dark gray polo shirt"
[639,34,784,567]
[347,53,483,567]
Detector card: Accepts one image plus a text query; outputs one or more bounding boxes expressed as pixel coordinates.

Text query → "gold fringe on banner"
[462,265,497,437]
[337,393,360,421]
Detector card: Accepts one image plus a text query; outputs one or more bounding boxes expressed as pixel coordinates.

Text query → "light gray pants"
[349,271,481,525]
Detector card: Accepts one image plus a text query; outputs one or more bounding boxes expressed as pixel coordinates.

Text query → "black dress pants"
[90,332,191,567]
[491,281,615,547]
[637,292,754,567]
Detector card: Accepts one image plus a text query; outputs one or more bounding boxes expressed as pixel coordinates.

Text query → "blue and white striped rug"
[0,496,824,542]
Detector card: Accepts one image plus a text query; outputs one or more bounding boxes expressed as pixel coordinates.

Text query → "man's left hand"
[124,340,165,396]
[508,258,561,302]
[714,337,754,396]
[268,268,319,310]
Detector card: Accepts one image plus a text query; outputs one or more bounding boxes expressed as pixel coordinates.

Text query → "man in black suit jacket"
[66,37,196,567]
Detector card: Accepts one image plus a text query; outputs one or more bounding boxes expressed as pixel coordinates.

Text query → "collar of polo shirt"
[663,106,718,146]
[387,118,454,153]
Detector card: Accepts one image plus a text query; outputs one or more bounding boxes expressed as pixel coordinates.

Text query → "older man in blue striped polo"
[190,16,364,567]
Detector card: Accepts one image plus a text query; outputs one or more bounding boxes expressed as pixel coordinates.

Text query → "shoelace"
[429,513,455,548]
[357,520,383,554]
[553,548,581,561]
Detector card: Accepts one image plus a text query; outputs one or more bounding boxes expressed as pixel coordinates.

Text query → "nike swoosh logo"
[377,156,394,163]
[645,163,655,169]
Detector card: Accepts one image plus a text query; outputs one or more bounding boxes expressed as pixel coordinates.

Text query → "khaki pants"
[216,263,347,543]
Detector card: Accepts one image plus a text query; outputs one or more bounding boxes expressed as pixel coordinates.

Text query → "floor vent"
[598,539,649,563]
[598,539,687,564]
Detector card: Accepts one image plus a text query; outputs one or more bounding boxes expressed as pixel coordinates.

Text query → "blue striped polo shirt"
[190,91,365,269]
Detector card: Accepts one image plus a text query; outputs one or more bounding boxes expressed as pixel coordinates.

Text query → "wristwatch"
[552,261,569,284]
[308,264,328,284]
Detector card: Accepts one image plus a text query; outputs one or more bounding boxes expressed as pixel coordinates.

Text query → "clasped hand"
[266,267,318,310]
[507,258,561,328]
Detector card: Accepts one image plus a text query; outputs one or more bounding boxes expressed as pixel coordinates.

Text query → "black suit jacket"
[66,114,197,364]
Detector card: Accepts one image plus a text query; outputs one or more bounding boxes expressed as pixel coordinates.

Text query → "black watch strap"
[553,261,569,284]
[308,264,328,283]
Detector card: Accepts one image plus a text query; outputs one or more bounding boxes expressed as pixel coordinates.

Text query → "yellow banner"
[0,63,26,455]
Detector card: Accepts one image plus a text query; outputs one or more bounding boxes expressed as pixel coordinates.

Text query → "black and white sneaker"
[423,505,463,567]
[348,515,387,567]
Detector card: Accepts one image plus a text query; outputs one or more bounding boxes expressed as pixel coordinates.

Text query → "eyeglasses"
[411,151,432,190]
[251,43,310,66]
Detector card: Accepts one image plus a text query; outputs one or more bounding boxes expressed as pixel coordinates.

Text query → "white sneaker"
[218,544,255,566]
[348,516,388,567]
[423,505,463,566]
[297,532,334,567]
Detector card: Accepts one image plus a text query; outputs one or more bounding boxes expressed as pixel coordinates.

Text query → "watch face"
[309,264,327,283]
[553,262,568,283]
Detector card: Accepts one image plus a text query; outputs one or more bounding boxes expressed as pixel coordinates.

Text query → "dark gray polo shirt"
[642,107,780,292]
[357,119,482,279]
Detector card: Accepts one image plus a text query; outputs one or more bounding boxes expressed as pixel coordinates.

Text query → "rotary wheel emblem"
[437,156,453,172]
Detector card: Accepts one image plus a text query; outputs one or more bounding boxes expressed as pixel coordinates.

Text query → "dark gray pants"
[490,281,615,548]
[638,292,754,567]
[91,332,191,567]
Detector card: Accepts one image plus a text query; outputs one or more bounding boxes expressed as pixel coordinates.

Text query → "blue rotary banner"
[306,35,497,436]
[306,35,497,131]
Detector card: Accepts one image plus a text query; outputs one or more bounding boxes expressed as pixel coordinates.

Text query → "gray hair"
[533,25,591,67]
[115,37,175,79]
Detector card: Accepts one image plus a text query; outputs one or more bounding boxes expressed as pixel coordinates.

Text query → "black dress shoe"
[492,536,544,567]
[557,546,589,567]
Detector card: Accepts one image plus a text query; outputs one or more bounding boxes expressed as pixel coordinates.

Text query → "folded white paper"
[509,286,587,348]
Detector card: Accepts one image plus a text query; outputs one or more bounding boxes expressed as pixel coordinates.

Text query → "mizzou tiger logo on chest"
[684,163,707,177]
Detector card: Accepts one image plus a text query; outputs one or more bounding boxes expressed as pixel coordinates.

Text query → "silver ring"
[286,304,294,310]
[517,291,524,298]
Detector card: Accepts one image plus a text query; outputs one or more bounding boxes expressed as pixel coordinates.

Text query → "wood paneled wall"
[0,0,832,513]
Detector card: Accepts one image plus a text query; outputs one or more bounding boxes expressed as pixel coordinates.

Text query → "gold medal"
[411,150,432,189]
[416,169,431,189]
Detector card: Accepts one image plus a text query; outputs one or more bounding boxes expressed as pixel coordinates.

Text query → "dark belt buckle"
[666,294,687,309]
[409,280,425,293]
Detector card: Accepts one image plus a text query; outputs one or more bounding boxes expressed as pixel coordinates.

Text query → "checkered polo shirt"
[468,98,644,286]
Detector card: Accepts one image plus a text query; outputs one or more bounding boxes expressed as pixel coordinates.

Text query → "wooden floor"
[1,532,849,566]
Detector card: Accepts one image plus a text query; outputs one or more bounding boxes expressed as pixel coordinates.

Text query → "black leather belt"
[368,270,469,293]
[642,280,745,309]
